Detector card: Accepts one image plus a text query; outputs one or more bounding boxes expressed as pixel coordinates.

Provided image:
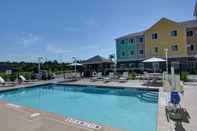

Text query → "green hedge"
[0,72,17,81]
[128,72,136,80]
[180,71,188,82]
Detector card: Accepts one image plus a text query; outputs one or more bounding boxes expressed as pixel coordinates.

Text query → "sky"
[0,0,196,62]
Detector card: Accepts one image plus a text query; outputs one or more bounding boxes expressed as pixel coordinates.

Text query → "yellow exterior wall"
[145,18,187,58]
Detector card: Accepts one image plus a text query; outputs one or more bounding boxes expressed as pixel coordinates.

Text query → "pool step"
[138,92,158,103]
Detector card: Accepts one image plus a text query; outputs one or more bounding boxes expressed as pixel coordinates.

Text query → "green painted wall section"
[116,39,136,60]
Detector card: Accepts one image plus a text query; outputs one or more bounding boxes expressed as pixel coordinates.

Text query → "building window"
[171,61,180,70]
[122,52,125,56]
[191,44,194,51]
[130,50,134,55]
[121,40,124,44]
[120,64,125,68]
[152,33,158,39]
[171,44,178,51]
[171,30,177,37]
[129,38,135,43]
[129,63,135,68]
[138,63,144,69]
[187,31,193,37]
[154,47,158,53]
[139,37,143,42]
[187,44,194,51]
[139,50,144,55]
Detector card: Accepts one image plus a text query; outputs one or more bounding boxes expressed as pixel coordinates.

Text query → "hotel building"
[115,4,197,72]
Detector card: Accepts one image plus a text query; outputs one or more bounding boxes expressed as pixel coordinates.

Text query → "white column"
[164,48,168,73]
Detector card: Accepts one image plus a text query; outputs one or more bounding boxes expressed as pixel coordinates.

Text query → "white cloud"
[19,33,42,47]
[46,44,71,54]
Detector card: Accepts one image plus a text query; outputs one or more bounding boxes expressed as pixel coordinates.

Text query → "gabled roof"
[115,18,179,40]
[115,31,145,40]
[82,55,113,65]
[115,18,197,41]
[146,17,183,31]
[0,65,16,72]
[179,20,197,28]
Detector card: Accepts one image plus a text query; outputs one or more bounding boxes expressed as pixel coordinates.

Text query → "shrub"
[19,72,32,80]
[191,70,197,74]
[0,72,18,81]
[0,72,9,81]
[180,71,188,82]
[128,72,136,80]
[9,73,18,81]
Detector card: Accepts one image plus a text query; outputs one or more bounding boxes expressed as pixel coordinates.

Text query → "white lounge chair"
[0,76,16,87]
[62,73,79,82]
[103,72,114,83]
[0,76,5,85]
[118,72,129,82]
[90,72,103,82]
[19,75,36,83]
[19,75,27,82]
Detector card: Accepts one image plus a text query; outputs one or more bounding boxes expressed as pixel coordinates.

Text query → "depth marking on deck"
[6,103,21,108]
[30,113,41,118]
[65,117,102,130]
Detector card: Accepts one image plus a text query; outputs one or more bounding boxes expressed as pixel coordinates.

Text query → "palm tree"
[109,54,115,60]
[109,54,117,74]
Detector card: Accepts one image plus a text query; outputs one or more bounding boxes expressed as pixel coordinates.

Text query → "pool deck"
[58,78,159,90]
[0,101,120,131]
[157,83,197,131]
[0,78,197,131]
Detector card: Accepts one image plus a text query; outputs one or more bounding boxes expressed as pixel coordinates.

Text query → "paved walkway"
[157,84,197,131]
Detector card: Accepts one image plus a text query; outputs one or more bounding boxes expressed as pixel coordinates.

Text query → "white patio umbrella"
[69,63,82,73]
[69,63,82,66]
[143,57,166,63]
[143,57,166,72]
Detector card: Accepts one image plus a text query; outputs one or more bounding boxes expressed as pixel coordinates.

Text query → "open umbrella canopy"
[69,63,83,66]
[143,57,166,63]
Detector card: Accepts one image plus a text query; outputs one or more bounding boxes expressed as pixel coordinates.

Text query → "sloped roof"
[82,55,113,65]
[146,17,183,31]
[115,18,197,41]
[179,19,197,28]
[115,31,145,40]
[0,65,16,72]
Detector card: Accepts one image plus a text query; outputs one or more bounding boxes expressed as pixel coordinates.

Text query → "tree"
[109,54,115,60]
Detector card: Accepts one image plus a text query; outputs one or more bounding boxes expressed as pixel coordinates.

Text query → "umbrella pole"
[171,67,176,91]
[152,63,154,73]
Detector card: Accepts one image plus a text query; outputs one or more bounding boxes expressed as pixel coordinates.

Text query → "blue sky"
[0,0,195,62]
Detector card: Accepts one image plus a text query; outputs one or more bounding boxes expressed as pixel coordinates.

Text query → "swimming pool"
[0,84,158,131]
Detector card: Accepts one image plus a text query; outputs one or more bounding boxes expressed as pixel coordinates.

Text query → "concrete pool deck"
[157,83,197,131]
[0,101,120,131]
[0,78,196,131]
[59,79,160,90]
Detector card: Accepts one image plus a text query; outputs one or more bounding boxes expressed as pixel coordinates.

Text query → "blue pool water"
[0,84,158,131]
